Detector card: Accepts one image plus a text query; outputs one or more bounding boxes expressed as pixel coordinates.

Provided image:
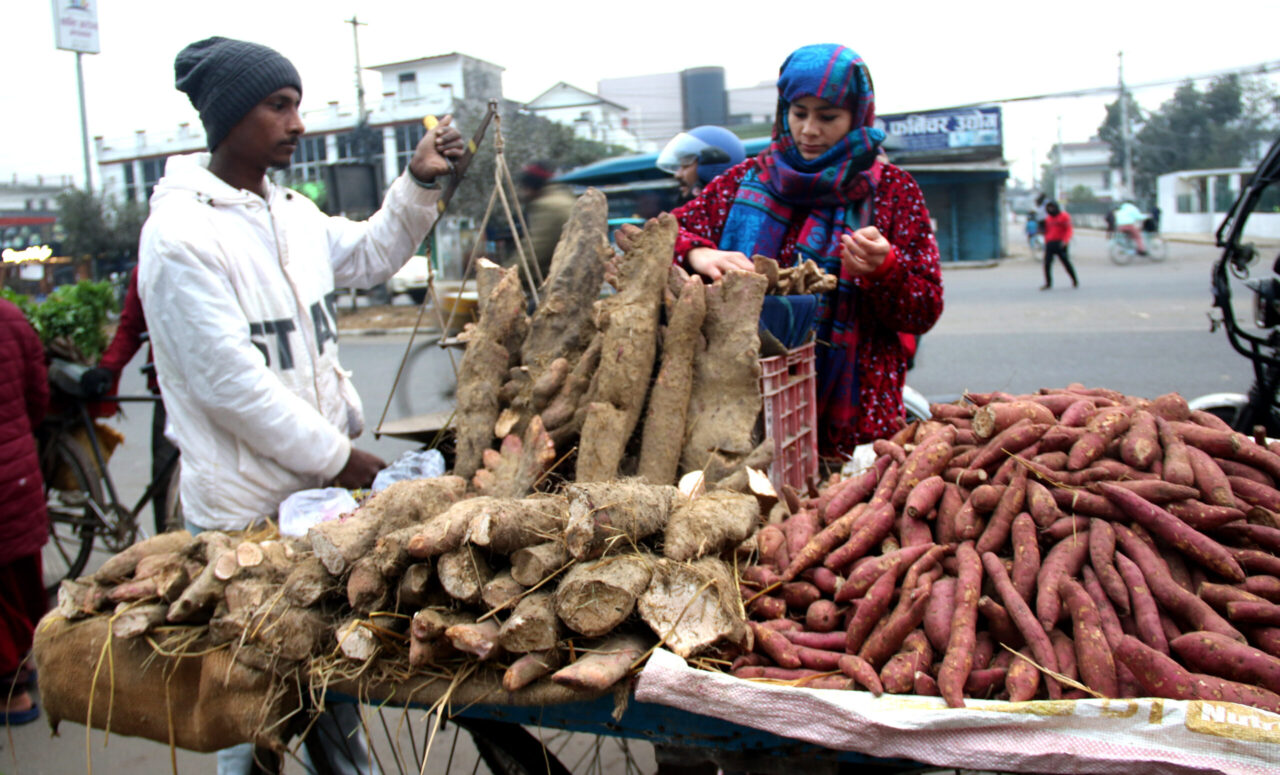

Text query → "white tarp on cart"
[635,648,1280,775]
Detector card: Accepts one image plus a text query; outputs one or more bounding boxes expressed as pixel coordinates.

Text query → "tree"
[449,100,627,227]
[54,189,149,275]
[1097,91,1144,172]
[1098,75,1280,200]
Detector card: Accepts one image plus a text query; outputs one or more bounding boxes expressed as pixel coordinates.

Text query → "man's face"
[674,159,699,198]
[218,87,304,170]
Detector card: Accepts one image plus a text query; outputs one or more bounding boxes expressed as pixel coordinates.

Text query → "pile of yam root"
[53,471,772,696]
[737,386,1280,714]
[46,188,826,700]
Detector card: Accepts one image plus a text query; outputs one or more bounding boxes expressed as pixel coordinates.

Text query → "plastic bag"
[278,487,358,538]
[371,448,445,493]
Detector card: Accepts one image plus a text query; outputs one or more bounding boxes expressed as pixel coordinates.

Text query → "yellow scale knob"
[422,115,439,130]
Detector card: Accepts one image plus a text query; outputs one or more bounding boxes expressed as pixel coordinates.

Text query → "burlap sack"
[34,614,300,753]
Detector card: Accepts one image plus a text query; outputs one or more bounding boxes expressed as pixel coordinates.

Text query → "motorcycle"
[1189,134,1280,436]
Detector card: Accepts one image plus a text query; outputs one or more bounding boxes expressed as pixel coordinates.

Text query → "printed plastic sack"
[278,487,358,538]
[372,448,445,492]
[637,649,1280,775]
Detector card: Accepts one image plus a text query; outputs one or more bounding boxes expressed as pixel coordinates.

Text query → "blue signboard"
[876,107,1002,153]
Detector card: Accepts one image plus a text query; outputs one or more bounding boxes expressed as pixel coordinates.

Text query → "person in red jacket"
[0,297,49,726]
[1040,200,1079,290]
[88,266,178,533]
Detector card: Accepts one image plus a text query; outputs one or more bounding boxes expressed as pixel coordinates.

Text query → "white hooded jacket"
[138,153,441,530]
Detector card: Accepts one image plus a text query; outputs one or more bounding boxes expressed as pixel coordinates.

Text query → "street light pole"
[346,15,368,124]
[75,51,92,191]
[1118,50,1134,200]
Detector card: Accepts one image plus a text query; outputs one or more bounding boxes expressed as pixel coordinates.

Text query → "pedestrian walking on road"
[1040,200,1078,290]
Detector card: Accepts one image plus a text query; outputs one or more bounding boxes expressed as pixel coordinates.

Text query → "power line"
[902,59,1280,112]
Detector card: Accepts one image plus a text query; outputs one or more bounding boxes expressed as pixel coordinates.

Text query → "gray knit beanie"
[174,36,302,151]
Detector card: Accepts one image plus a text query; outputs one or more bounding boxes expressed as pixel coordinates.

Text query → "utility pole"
[345,15,368,124]
[1055,116,1063,202]
[1118,50,1134,200]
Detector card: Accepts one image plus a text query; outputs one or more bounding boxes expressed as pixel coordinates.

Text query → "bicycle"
[1108,229,1168,265]
[38,357,181,596]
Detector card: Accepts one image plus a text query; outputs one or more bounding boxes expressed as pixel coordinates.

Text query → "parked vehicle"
[386,254,431,304]
[1189,134,1280,435]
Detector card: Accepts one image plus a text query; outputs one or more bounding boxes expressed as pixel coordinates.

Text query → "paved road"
[11,226,1270,773]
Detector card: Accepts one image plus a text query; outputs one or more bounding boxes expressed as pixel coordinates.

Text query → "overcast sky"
[6,0,1278,190]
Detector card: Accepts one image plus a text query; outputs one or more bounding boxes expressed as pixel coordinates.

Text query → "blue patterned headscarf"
[720,44,885,259]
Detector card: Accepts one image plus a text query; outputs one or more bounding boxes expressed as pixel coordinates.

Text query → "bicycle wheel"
[41,435,105,595]
[1108,238,1134,265]
[454,718,572,775]
[1147,236,1168,262]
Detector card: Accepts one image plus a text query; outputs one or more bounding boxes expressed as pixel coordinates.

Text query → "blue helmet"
[656,125,746,184]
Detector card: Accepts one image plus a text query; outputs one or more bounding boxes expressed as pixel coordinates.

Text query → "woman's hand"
[687,247,754,280]
[839,226,891,277]
[409,115,466,182]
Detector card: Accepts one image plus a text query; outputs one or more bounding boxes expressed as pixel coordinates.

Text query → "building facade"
[1157,166,1280,239]
[597,67,728,150]
[523,82,640,151]
[94,53,504,209]
[1047,138,1123,203]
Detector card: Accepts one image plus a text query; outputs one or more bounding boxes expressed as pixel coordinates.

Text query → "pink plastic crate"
[758,342,818,493]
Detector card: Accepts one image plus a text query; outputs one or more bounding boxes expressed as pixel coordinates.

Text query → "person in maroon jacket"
[1040,200,1079,290]
[0,297,49,726]
[87,266,178,533]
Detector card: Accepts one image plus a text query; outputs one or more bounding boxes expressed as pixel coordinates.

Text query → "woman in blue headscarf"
[670,44,943,457]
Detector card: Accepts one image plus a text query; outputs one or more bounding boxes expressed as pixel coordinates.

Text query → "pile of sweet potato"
[736,385,1280,713]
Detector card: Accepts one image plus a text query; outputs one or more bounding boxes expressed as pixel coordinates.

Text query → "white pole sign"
[52,0,100,54]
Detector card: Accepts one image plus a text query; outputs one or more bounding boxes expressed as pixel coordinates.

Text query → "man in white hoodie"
[139,37,463,533]
[137,36,463,774]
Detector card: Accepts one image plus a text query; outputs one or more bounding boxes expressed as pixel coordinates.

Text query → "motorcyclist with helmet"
[656,125,746,204]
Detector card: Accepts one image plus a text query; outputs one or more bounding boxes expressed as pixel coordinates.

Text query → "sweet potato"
[1005,648,1042,702]
[1171,630,1280,696]
[755,525,788,571]
[1185,445,1236,508]
[838,654,884,695]
[823,502,896,572]
[1114,634,1196,700]
[1050,488,1124,521]
[977,595,1024,649]
[1113,524,1245,643]
[1242,575,1280,603]
[1189,671,1280,713]
[937,482,965,544]
[783,509,823,561]
[904,475,946,520]
[750,621,802,669]
[972,401,1055,440]
[937,542,983,707]
[1165,500,1245,530]
[503,650,563,692]
[1120,410,1161,470]
[1097,482,1245,582]
[1035,531,1091,632]
[964,667,1007,697]
[1068,407,1131,471]
[837,543,934,603]
[550,634,646,691]
[1042,516,1091,542]
[1226,600,1280,627]
[1216,522,1280,554]
[1156,417,1197,488]
[891,429,956,507]
[781,630,846,651]
[1217,458,1276,487]
[976,468,1027,555]
[1112,552,1169,654]
[1233,548,1280,577]
[805,600,840,633]
[923,576,958,653]
[1088,519,1130,615]
[1059,579,1119,697]
[782,507,864,582]
[967,420,1051,471]
[822,456,891,522]
[858,576,934,669]
[880,629,933,694]
[982,551,1062,698]
[1007,512,1040,605]
[1025,479,1063,528]
[1059,399,1097,427]
[1050,629,1079,683]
